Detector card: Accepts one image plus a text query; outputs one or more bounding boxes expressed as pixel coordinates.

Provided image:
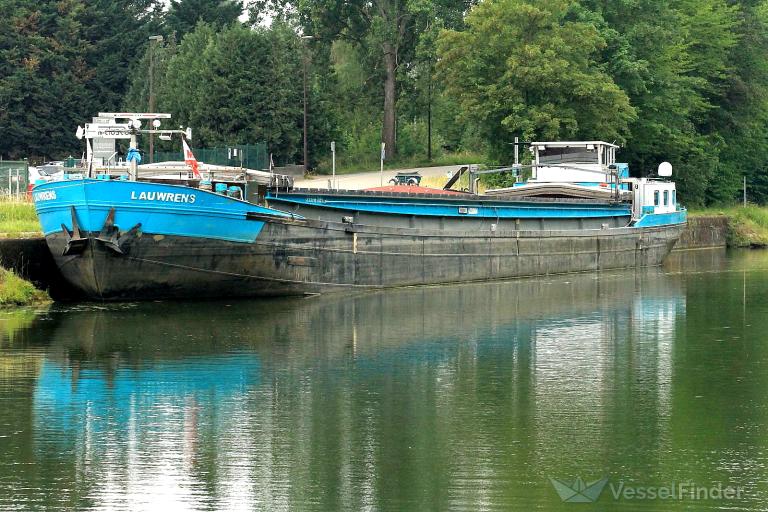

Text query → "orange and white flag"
[182,138,201,178]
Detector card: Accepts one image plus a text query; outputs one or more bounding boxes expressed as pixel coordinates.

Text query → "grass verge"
[0,268,49,306]
[0,199,41,236]
[689,205,768,247]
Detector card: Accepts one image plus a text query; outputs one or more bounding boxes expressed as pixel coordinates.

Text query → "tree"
[123,34,178,114]
[577,0,740,205]
[165,0,243,37]
[709,0,768,203]
[295,0,406,155]
[436,0,636,163]
[135,22,336,165]
[407,0,477,159]
[82,0,163,111]
[0,0,163,160]
[296,0,470,157]
[0,0,92,160]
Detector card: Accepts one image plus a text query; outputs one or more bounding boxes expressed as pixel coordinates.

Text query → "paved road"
[294,165,465,190]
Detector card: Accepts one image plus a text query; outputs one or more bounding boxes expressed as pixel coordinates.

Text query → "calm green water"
[2,249,768,511]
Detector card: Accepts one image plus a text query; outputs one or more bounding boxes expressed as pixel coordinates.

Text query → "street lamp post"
[148,35,164,164]
[301,35,314,173]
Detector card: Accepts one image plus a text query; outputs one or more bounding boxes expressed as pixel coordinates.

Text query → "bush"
[0,268,48,306]
[340,120,383,169]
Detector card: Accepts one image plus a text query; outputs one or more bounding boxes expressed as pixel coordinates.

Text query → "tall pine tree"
[165,0,243,37]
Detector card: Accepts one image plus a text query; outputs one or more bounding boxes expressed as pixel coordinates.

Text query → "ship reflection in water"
[3,249,768,510]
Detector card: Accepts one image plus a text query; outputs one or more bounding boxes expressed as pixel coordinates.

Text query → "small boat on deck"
[32,114,686,300]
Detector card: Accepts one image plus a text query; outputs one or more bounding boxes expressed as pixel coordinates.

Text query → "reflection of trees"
[667,257,768,494]
[26,268,688,508]
[0,309,50,507]
[0,265,711,508]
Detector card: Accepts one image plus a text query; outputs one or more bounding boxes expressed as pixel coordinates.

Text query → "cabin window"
[663,190,669,206]
[539,147,598,165]
[654,191,659,206]
[672,190,676,204]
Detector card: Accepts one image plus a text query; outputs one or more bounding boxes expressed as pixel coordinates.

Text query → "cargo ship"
[32,114,686,300]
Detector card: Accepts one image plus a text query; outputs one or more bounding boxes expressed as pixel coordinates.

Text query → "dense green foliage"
[123,21,340,166]
[165,0,242,36]
[437,0,637,158]
[0,0,159,161]
[2,0,768,205]
[437,0,768,206]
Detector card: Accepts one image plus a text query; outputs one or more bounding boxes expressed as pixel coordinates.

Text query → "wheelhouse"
[530,141,622,184]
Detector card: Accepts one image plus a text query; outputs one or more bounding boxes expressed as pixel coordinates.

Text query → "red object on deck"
[363,185,467,195]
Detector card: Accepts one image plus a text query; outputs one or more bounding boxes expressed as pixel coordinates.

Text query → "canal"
[1,249,767,510]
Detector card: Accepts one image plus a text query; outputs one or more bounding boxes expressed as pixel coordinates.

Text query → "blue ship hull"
[33,179,686,300]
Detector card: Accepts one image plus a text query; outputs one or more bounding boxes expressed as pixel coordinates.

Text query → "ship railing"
[464,163,622,195]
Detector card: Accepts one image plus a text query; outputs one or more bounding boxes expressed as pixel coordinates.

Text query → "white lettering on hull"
[130,191,197,204]
[33,191,57,201]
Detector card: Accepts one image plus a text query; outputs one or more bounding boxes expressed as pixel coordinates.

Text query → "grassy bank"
[690,206,768,247]
[0,199,41,236]
[0,268,49,306]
